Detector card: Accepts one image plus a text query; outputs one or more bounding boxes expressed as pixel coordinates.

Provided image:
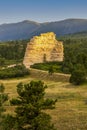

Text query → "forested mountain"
[0,20,41,41]
[1,19,87,41]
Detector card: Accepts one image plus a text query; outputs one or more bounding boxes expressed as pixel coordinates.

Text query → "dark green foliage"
[10,98,21,105]
[0,65,30,79]
[0,57,5,66]
[61,38,87,75]
[31,62,63,73]
[70,65,86,85]
[31,113,55,130]
[0,40,27,66]
[0,84,8,130]
[0,84,8,106]
[0,84,5,93]
[6,81,56,130]
[1,114,16,130]
[48,66,54,75]
[0,40,27,60]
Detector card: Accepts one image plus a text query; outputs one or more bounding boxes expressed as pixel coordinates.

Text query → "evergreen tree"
[70,65,86,85]
[0,57,5,66]
[48,66,54,75]
[7,81,57,130]
[0,84,8,130]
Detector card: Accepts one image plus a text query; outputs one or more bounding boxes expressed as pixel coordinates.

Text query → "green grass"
[1,75,87,130]
[30,61,63,73]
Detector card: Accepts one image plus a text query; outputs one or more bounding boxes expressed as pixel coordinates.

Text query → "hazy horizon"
[0,0,87,24]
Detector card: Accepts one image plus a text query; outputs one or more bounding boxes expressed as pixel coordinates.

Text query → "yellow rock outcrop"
[23,32,64,68]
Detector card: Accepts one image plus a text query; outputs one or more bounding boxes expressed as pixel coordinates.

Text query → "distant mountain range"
[0,19,87,41]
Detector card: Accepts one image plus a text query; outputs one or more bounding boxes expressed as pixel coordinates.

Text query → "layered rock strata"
[23,32,63,68]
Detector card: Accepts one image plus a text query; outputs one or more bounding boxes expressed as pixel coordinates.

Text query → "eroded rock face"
[23,32,64,68]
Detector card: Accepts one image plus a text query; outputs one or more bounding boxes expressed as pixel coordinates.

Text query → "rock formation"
[23,32,64,68]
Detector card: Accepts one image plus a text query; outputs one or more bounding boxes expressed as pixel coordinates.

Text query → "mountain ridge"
[0,18,87,41]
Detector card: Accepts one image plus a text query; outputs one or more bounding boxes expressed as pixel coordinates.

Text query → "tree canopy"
[3,80,57,130]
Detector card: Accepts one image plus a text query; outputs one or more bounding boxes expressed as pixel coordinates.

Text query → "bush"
[70,68,86,85]
[0,65,30,79]
[31,62,63,73]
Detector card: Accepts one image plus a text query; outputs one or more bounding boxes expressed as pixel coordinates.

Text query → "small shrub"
[70,68,86,85]
[0,65,30,79]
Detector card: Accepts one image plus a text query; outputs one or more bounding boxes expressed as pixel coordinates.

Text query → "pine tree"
[9,80,57,130]
[48,66,54,75]
[70,64,86,85]
[0,84,8,130]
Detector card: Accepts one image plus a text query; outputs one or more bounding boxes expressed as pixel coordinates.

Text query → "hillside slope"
[0,20,41,41]
[1,19,87,41]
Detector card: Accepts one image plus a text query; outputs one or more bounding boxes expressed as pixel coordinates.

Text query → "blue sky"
[0,0,87,24]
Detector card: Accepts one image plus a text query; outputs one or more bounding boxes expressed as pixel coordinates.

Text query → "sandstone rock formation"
[23,32,64,68]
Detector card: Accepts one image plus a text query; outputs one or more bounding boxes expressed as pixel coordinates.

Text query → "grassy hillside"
[1,75,87,130]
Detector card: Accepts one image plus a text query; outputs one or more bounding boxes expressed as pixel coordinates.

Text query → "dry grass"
[1,76,87,130]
